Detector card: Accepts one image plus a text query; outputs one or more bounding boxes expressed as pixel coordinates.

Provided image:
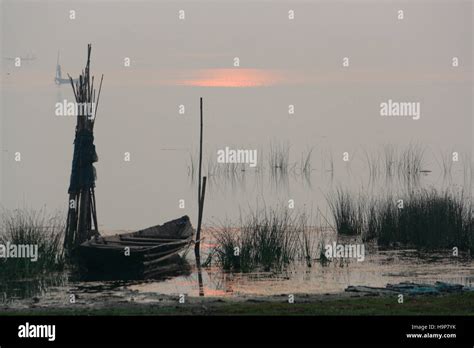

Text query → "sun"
[178,68,282,87]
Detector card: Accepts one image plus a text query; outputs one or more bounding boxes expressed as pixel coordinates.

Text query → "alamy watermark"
[217,147,257,168]
[0,242,38,262]
[55,99,96,120]
[325,242,365,262]
[18,322,55,341]
[380,99,420,120]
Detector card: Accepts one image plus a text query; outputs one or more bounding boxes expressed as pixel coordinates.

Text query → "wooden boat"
[76,216,194,279]
[63,47,205,281]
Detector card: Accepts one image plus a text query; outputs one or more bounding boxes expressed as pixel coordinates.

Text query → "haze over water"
[1,0,471,232]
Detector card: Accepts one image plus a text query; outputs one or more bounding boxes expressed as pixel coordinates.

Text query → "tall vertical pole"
[195,98,204,256]
[198,98,203,206]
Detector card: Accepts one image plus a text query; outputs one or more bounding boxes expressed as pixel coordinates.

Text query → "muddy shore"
[2,290,473,316]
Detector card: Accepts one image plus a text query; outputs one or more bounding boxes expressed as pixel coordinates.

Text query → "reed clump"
[327,188,364,236]
[211,207,318,272]
[375,189,472,251]
[299,148,313,176]
[328,187,472,252]
[269,142,290,174]
[0,208,65,279]
[397,144,425,178]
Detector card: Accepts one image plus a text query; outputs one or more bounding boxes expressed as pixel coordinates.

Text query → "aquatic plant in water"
[210,207,318,272]
[327,188,364,236]
[0,208,65,279]
[328,187,472,253]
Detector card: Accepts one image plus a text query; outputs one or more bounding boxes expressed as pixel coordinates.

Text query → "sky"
[0,0,472,229]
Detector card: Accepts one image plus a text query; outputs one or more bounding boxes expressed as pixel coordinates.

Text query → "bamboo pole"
[198,97,203,206]
[91,187,99,233]
[195,176,207,255]
[195,97,205,257]
[195,175,207,294]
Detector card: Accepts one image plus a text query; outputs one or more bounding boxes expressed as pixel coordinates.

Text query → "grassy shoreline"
[2,292,473,316]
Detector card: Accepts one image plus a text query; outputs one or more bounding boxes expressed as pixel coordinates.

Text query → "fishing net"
[68,129,98,194]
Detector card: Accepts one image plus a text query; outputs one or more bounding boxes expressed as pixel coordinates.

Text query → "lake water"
[0,0,472,303]
[1,236,473,304]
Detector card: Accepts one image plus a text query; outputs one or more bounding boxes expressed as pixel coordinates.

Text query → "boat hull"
[75,216,194,279]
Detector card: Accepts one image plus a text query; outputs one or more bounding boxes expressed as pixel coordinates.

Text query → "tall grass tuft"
[0,208,65,279]
[383,145,397,179]
[211,207,310,272]
[397,143,425,181]
[376,189,472,251]
[294,211,318,266]
[300,148,313,175]
[364,148,380,180]
[435,150,454,180]
[327,188,364,236]
[269,142,290,173]
[327,186,472,252]
[336,187,473,252]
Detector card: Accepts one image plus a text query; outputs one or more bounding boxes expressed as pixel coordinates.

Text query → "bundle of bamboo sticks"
[64,44,104,256]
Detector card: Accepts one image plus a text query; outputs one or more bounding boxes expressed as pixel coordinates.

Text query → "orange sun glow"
[178,68,283,87]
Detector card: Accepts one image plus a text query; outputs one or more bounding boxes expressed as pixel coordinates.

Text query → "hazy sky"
[1,0,472,229]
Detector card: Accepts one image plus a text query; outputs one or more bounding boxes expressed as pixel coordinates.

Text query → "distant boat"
[55,51,78,85]
[76,216,194,278]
